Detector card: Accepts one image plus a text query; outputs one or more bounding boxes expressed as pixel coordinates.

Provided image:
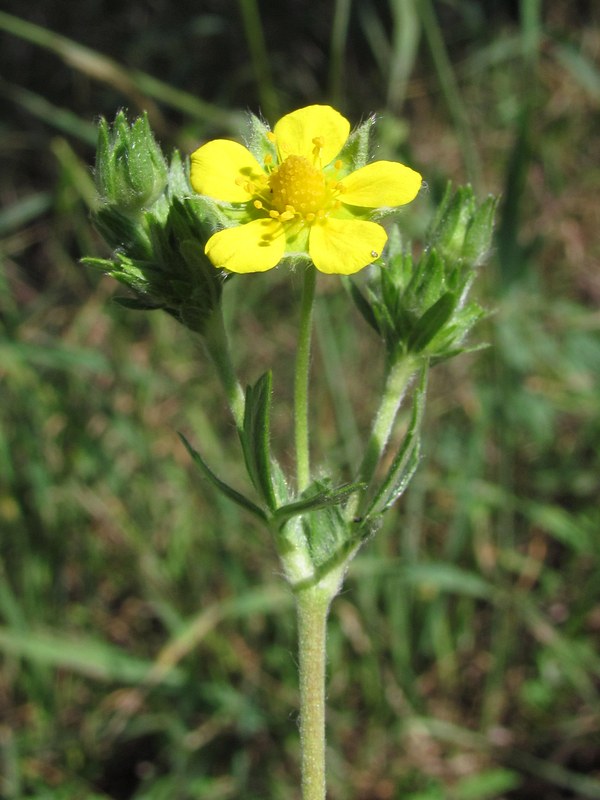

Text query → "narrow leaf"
[179,433,268,522]
[274,481,364,527]
[241,372,277,511]
[346,278,381,335]
[408,292,456,352]
[113,296,164,311]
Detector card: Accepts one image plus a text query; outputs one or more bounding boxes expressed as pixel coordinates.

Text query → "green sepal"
[273,480,364,529]
[240,372,277,511]
[365,365,428,516]
[178,433,268,522]
[335,115,375,173]
[92,205,152,257]
[166,149,192,203]
[405,248,446,311]
[244,112,277,165]
[407,292,457,353]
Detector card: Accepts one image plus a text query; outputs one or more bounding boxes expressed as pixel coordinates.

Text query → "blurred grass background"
[1,1,599,798]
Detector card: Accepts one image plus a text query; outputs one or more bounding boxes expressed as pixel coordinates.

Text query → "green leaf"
[240,372,277,511]
[347,279,381,335]
[302,503,353,570]
[80,256,118,271]
[407,292,457,353]
[112,296,164,311]
[178,433,268,522]
[274,481,364,528]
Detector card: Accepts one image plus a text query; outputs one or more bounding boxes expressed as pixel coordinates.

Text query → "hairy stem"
[296,587,331,800]
[357,355,417,510]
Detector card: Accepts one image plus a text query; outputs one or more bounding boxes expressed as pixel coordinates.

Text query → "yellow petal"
[309,218,388,275]
[339,161,422,208]
[273,105,350,166]
[205,219,286,273]
[190,140,265,202]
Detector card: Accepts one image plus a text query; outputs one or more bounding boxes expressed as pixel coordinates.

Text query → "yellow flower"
[190,105,422,275]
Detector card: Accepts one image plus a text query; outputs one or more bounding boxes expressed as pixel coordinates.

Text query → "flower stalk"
[357,355,417,509]
[202,306,245,431]
[295,265,317,493]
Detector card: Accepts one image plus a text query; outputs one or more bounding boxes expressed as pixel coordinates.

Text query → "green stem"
[202,307,245,431]
[357,355,417,503]
[295,265,317,493]
[296,587,331,800]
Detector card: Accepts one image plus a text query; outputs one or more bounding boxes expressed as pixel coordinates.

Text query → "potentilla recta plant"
[83,104,496,799]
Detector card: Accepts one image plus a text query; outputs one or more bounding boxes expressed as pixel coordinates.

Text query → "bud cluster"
[85,112,228,334]
[351,184,496,364]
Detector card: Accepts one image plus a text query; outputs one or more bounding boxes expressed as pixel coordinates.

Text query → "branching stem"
[357,355,417,511]
[203,306,245,431]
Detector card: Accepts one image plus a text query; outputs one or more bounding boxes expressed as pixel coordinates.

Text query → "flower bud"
[95,111,168,214]
[427,184,476,263]
[462,194,498,266]
[427,183,497,268]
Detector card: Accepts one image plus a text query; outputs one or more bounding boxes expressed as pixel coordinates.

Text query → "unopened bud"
[428,183,499,269]
[95,111,168,214]
[462,195,498,266]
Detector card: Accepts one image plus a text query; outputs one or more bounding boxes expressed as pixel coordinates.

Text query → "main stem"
[296,587,330,800]
[295,265,317,493]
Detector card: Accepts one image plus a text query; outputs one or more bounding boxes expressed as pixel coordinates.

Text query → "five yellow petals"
[190,104,422,275]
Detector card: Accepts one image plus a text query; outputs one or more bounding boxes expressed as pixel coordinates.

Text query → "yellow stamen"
[267,131,276,143]
[268,155,328,218]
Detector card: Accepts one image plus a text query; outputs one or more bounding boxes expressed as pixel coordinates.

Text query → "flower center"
[268,155,328,217]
